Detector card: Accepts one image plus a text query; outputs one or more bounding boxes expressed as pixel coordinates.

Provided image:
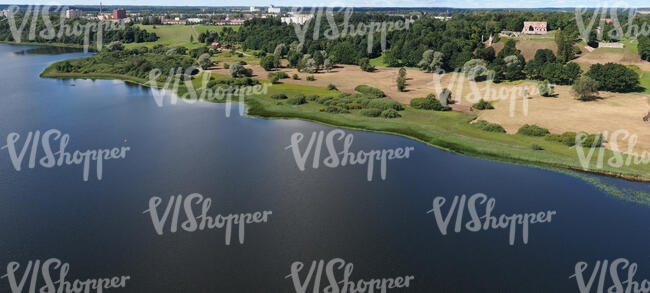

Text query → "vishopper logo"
[143,193,272,245]
[426,193,557,246]
[6,5,126,53]
[576,129,650,170]
[146,67,269,117]
[431,67,540,117]
[286,258,415,293]
[1,258,130,293]
[575,3,650,44]
[285,129,415,181]
[570,258,650,293]
[1,129,131,181]
[290,6,415,54]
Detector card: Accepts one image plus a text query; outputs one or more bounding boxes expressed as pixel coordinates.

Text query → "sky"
[3,0,650,9]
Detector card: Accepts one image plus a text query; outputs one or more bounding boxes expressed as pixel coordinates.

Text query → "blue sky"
[5,0,650,8]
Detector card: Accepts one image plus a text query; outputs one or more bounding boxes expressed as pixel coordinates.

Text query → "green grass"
[369,53,388,67]
[127,24,205,49]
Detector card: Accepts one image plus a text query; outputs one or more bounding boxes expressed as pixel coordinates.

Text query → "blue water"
[0,44,648,292]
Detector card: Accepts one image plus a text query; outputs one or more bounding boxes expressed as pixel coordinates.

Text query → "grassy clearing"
[369,53,388,67]
[128,24,203,49]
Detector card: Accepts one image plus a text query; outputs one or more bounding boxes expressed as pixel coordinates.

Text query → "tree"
[463,59,488,81]
[555,30,576,63]
[639,36,650,61]
[399,67,407,79]
[230,61,251,78]
[383,49,400,67]
[274,43,287,57]
[287,50,301,68]
[418,50,444,72]
[476,46,495,62]
[323,58,333,72]
[572,76,599,101]
[106,41,124,51]
[397,76,406,92]
[197,53,213,70]
[261,54,279,71]
[359,58,375,72]
[538,80,555,97]
[586,63,640,92]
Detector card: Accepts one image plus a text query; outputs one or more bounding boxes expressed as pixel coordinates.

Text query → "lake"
[0,44,648,293]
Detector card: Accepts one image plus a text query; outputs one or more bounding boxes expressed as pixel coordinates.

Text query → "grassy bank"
[40,62,650,204]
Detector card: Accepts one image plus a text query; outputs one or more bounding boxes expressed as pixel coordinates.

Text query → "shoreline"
[39,62,650,187]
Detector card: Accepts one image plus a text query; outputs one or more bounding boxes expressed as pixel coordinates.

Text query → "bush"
[531,144,544,151]
[367,99,404,111]
[327,84,337,90]
[223,63,230,69]
[538,80,555,97]
[268,71,289,79]
[354,85,385,98]
[472,120,506,133]
[270,75,280,84]
[472,99,494,110]
[287,94,307,105]
[306,94,319,101]
[578,133,603,148]
[292,74,300,80]
[545,132,577,146]
[306,75,315,81]
[359,58,375,72]
[316,96,334,104]
[410,97,450,111]
[320,106,349,113]
[346,103,362,110]
[381,109,401,118]
[517,124,550,136]
[396,76,406,92]
[361,108,382,117]
[271,94,288,100]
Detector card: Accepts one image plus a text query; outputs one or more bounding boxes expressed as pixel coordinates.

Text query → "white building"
[433,16,451,21]
[65,9,83,19]
[268,5,281,14]
[281,14,313,25]
[187,18,204,23]
[249,6,259,12]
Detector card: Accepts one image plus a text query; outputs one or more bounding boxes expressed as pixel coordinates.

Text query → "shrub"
[361,108,382,117]
[346,103,362,110]
[306,75,315,81]
[545,132,577,146]
[270,75,280,84]
[410,97,450,111]
[271,94,288,100]
[572,76,599,101]
[367,99,404,111]
[316,96,334,104]
[287,94,307,105]
[292,74,300,80]
[517,124,550,136]
[531,144,544,151]
[354,85,385,98]
[327,84,337,90]
[306,94,319,101]
[538,80,555,97]
[397,76,406,92]
[359,58,375,72]
[472,120,506,133]
[578,133,603,147]
[320,106,349,113]
[223,63,230,69]
[381,109,401,118]
[472,99,494,110]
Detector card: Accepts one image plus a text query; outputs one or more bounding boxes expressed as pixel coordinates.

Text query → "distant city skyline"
[2,0,650,9]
